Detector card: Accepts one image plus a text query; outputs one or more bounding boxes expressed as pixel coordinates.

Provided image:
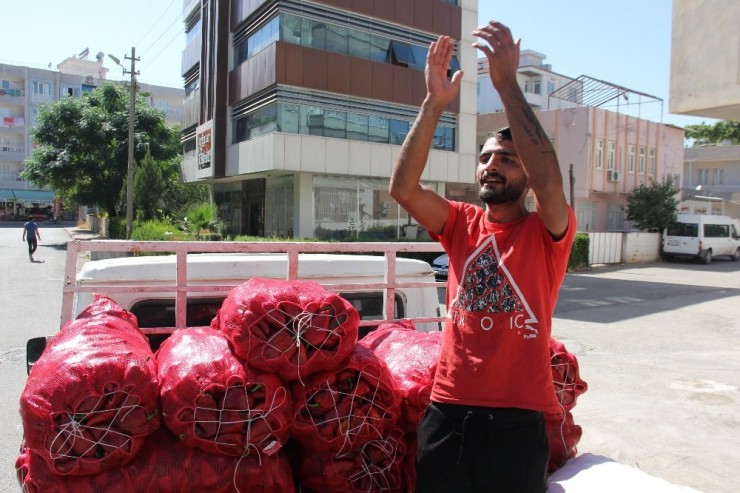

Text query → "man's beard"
[478,174,528,205]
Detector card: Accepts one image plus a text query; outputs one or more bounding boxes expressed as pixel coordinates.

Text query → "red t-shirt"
[429,201,576,414]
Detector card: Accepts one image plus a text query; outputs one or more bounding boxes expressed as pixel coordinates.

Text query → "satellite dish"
[96,52,105,62]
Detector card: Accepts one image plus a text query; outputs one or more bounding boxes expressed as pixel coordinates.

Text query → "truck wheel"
[702,250,713,264]
[731,248,740,262]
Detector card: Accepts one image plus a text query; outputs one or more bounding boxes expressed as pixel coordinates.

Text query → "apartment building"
[180,0,478,238]
[670,0,740,222]
[681,145,740,218]
[0,54,183,221]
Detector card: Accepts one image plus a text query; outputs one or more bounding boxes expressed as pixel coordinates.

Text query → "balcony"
[0,144,25,161]
[0,87,25,104]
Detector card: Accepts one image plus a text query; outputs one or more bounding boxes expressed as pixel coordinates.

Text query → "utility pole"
[124,48,139,239]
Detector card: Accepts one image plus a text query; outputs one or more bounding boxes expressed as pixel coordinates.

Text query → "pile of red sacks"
[17,279,587,492]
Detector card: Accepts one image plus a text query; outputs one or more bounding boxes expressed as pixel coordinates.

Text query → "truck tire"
[732,248,740,262]
[702,249,713,264]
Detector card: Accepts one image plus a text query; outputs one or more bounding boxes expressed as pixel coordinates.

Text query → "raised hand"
[473,21,521,91]
[425,35,463,109]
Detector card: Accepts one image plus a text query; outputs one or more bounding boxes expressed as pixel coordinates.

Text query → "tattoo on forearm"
[521,105,551,148]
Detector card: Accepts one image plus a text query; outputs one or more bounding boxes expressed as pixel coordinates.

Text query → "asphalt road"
[0,223,738,492]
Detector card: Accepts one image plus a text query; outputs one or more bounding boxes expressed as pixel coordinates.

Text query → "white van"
[661,214,740,263]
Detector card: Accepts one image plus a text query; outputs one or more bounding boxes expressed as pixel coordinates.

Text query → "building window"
[236,12,455,75]
[638,147,645,173]
[387,40,415,67]
[533,79,541,95]
[62,86,80,98]
[628,145,635,173]
[648,148,655,175]
[235,100,454,151]
[698,168,708,185]
[713,168,723,185]
[594,140,603,169]
[32,81,51,95]
[547,81,555,95]
[607,141,616,170]
[607,203,624,231]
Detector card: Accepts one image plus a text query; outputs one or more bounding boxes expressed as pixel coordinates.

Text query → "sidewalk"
[64,226,100,241]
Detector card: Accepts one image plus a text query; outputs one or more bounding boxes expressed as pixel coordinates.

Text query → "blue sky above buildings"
[3,0,716,128]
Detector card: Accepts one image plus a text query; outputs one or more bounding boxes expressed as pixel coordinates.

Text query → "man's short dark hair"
[488,126,513,142]
[28,216,33,221]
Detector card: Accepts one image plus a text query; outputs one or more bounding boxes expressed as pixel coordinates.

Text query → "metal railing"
[62,240,445,331]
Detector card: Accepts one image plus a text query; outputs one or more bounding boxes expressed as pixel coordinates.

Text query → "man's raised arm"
[389,36,463,236]
[474,21,569,238]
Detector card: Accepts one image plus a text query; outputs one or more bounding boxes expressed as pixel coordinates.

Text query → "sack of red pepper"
[18,279,587,492]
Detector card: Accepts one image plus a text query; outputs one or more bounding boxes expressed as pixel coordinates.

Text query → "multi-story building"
[180,0,478,238]
[670,0,740,222]
[0,53,183,221]
[476,52,685,232]
[681,145,740,218]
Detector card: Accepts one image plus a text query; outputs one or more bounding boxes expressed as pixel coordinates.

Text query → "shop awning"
[0,189,15,200]
[12,190,55,202]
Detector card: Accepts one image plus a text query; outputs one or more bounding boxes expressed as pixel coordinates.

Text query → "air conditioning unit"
[607,170,621,182]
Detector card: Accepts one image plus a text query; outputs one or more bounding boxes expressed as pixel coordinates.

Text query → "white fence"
[587,232,661,265]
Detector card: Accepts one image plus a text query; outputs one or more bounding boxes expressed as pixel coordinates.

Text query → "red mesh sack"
[156,326,292,457]
[16,428,296,493]
[291,345,402,454]
[550,338,588,412]
[19,295,160,476]
[213,278,359,381]
[544,410,583,474]
[359,321,442,431]
[297,427,407,493]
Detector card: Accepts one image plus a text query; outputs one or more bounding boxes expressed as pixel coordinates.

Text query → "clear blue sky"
[3,0,715,128]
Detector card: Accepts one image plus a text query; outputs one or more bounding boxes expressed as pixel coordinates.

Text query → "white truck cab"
[74,252,443,333]
[662,214,740,264]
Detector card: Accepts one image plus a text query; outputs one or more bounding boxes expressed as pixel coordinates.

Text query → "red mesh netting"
[550,338,588,412]
[19,295,160,476]
[358,321,442,432]
[291,345,402,454]
[213,278,359,381]
[545,338,587,473]
[16,428,296,493]
[297,427,407,493]
[156,326,292,457]
[544,410,583,474]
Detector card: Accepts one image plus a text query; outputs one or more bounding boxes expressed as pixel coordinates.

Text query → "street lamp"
[108,49,138,239]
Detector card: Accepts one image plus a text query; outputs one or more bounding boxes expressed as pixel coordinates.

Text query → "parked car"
[661,214,740,264]
[431,253,448,281]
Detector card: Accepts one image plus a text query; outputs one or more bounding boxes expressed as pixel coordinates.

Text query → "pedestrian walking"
[22,216,41,261]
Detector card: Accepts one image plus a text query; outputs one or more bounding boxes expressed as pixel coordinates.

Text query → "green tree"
[684,120,740,146]
[624,177,680,231]
[160,159,210,217]
[134,149,166,221]
[22,83,180,217]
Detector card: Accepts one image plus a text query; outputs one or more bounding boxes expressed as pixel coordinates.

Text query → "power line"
[135,0,178,49]
[141,12,182,57]
[139,28,183,79]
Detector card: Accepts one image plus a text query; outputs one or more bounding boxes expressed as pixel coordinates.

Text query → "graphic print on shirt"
[452,236,539,339]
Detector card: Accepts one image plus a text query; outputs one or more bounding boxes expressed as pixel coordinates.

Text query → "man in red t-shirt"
[389,21,575,493]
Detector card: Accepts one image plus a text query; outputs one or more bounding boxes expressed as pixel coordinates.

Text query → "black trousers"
[27,239,37,255]
[415,402,549,493]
